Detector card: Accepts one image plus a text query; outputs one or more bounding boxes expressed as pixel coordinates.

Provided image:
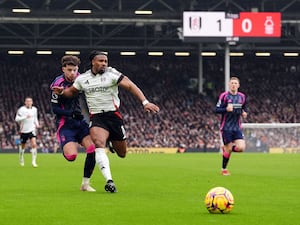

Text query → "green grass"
[0,153,299,225]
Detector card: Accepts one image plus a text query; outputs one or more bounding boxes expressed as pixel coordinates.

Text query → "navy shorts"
[57,120,90,147]
[221,129,244,145]
[90,111,126,141]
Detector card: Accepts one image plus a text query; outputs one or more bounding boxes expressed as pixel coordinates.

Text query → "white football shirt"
[15,106,39,133]
[73,67,122,114]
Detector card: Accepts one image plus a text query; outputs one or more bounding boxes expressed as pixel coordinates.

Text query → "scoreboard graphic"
[183,11,281,42]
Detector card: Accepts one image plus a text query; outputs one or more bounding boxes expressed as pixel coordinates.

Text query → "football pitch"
[0,153,299,225]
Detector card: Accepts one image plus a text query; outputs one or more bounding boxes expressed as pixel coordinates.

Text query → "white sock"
[95,148,113,181]
[19,147,25,160]
[82,177,90,185]
[31,148,37,164]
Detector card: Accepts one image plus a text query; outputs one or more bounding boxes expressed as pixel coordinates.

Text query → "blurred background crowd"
[1,54,300,152]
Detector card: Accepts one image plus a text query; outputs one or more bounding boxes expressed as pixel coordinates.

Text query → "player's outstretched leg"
[95,148,117,192]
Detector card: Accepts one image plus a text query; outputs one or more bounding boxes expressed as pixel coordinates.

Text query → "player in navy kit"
[215,76,248,176]
[50,55,98,191]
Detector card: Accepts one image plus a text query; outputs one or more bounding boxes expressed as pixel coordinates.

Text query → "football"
[204,187,234,214]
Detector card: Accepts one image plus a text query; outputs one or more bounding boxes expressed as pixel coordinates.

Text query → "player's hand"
[226,103,233,112]
[51,86,64,95]
[242,110,247,119]
[144,102,160,114]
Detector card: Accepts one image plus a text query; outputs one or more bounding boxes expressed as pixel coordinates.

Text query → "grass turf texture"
[0,153,299,225]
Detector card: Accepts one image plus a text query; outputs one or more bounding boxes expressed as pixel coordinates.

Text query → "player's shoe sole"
[105,180,117,193]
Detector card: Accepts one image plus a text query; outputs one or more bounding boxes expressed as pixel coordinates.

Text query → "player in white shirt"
[15,97,40,167]
[50,55,117,192]
[52,51,160,191]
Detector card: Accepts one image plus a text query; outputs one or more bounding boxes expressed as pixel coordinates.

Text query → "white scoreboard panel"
[183,12,233,37]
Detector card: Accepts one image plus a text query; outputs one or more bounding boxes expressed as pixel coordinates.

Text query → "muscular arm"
[118,75,160,113]
[52,85,79,98]
[118,76,147,103]
[64,85,79,97]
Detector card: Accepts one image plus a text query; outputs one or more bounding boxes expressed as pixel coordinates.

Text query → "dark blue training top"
[215,91,247,131]
[50,74,82,127]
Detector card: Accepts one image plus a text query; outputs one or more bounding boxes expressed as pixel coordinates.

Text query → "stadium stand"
[0,54,300,152]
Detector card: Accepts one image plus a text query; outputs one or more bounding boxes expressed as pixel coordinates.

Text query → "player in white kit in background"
[15,97,40,167]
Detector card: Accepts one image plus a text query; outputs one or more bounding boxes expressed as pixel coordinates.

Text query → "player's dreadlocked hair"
[89,50,107,61]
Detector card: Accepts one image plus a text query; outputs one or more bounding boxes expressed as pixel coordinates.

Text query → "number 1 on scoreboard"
[183,12,233,37]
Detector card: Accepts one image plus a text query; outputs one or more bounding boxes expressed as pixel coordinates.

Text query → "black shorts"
[90,111,126,141]
[20,132,36,144]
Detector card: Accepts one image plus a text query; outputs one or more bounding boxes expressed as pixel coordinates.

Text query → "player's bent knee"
[63,153,77,161]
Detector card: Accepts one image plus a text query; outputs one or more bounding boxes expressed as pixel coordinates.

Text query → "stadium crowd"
[1,54,300,152]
